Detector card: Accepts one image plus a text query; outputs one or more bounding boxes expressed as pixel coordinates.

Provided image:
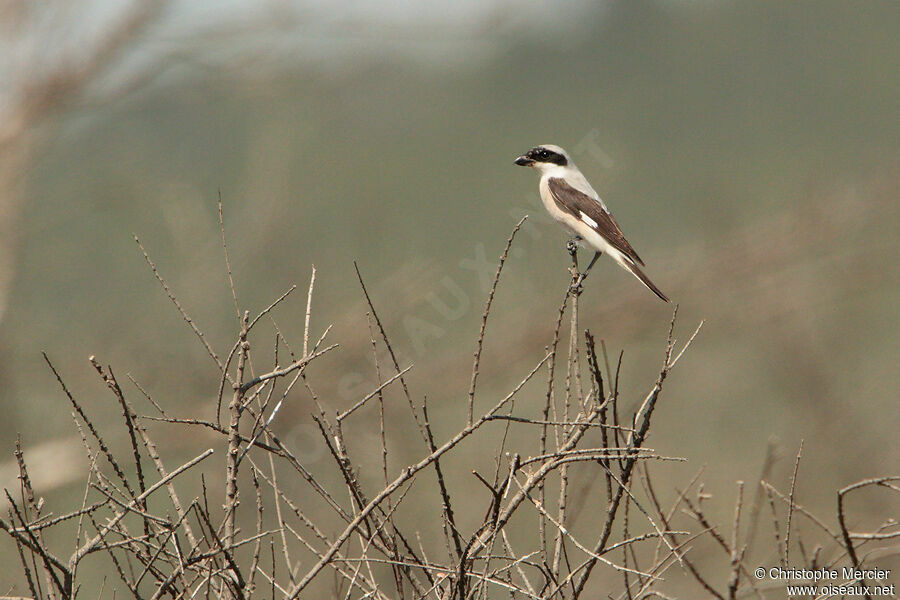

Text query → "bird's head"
[514,144,570,172]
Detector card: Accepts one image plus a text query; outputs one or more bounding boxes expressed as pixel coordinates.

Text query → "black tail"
[625,261,669,302]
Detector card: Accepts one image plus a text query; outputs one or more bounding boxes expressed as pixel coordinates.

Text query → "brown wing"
[547,178,644,266]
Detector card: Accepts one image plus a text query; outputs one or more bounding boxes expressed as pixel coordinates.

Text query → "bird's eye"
[539,150,550,159]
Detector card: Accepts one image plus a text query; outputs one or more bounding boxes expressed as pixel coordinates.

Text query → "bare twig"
[785,440,803,566]
[134,235,230,380]
[467,216,527,425]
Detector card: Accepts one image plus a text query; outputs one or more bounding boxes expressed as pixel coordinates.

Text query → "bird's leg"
[583,251,602,276]
[573,251,602,289]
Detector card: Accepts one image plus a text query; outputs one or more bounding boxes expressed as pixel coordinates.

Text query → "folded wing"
[547,177,644,266]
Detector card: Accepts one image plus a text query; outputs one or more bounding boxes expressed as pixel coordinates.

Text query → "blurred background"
[1,0,898,595]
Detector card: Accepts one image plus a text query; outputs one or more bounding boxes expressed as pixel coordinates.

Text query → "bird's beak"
[514,155,534,167]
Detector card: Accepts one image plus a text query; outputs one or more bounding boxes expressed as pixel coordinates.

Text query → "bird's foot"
[566,237,582,255]
[569,270,587,295]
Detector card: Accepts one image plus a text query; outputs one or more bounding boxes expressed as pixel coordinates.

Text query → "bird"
[515,144,669,302]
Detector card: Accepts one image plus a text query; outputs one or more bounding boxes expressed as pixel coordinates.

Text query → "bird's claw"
[569,271,587,295]
[566,238,587,294]
[569,280,584,295]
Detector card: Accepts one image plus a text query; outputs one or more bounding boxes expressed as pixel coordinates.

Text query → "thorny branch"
[3,221,895,600]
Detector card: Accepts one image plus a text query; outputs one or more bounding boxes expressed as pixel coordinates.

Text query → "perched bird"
[515,144,669,302]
